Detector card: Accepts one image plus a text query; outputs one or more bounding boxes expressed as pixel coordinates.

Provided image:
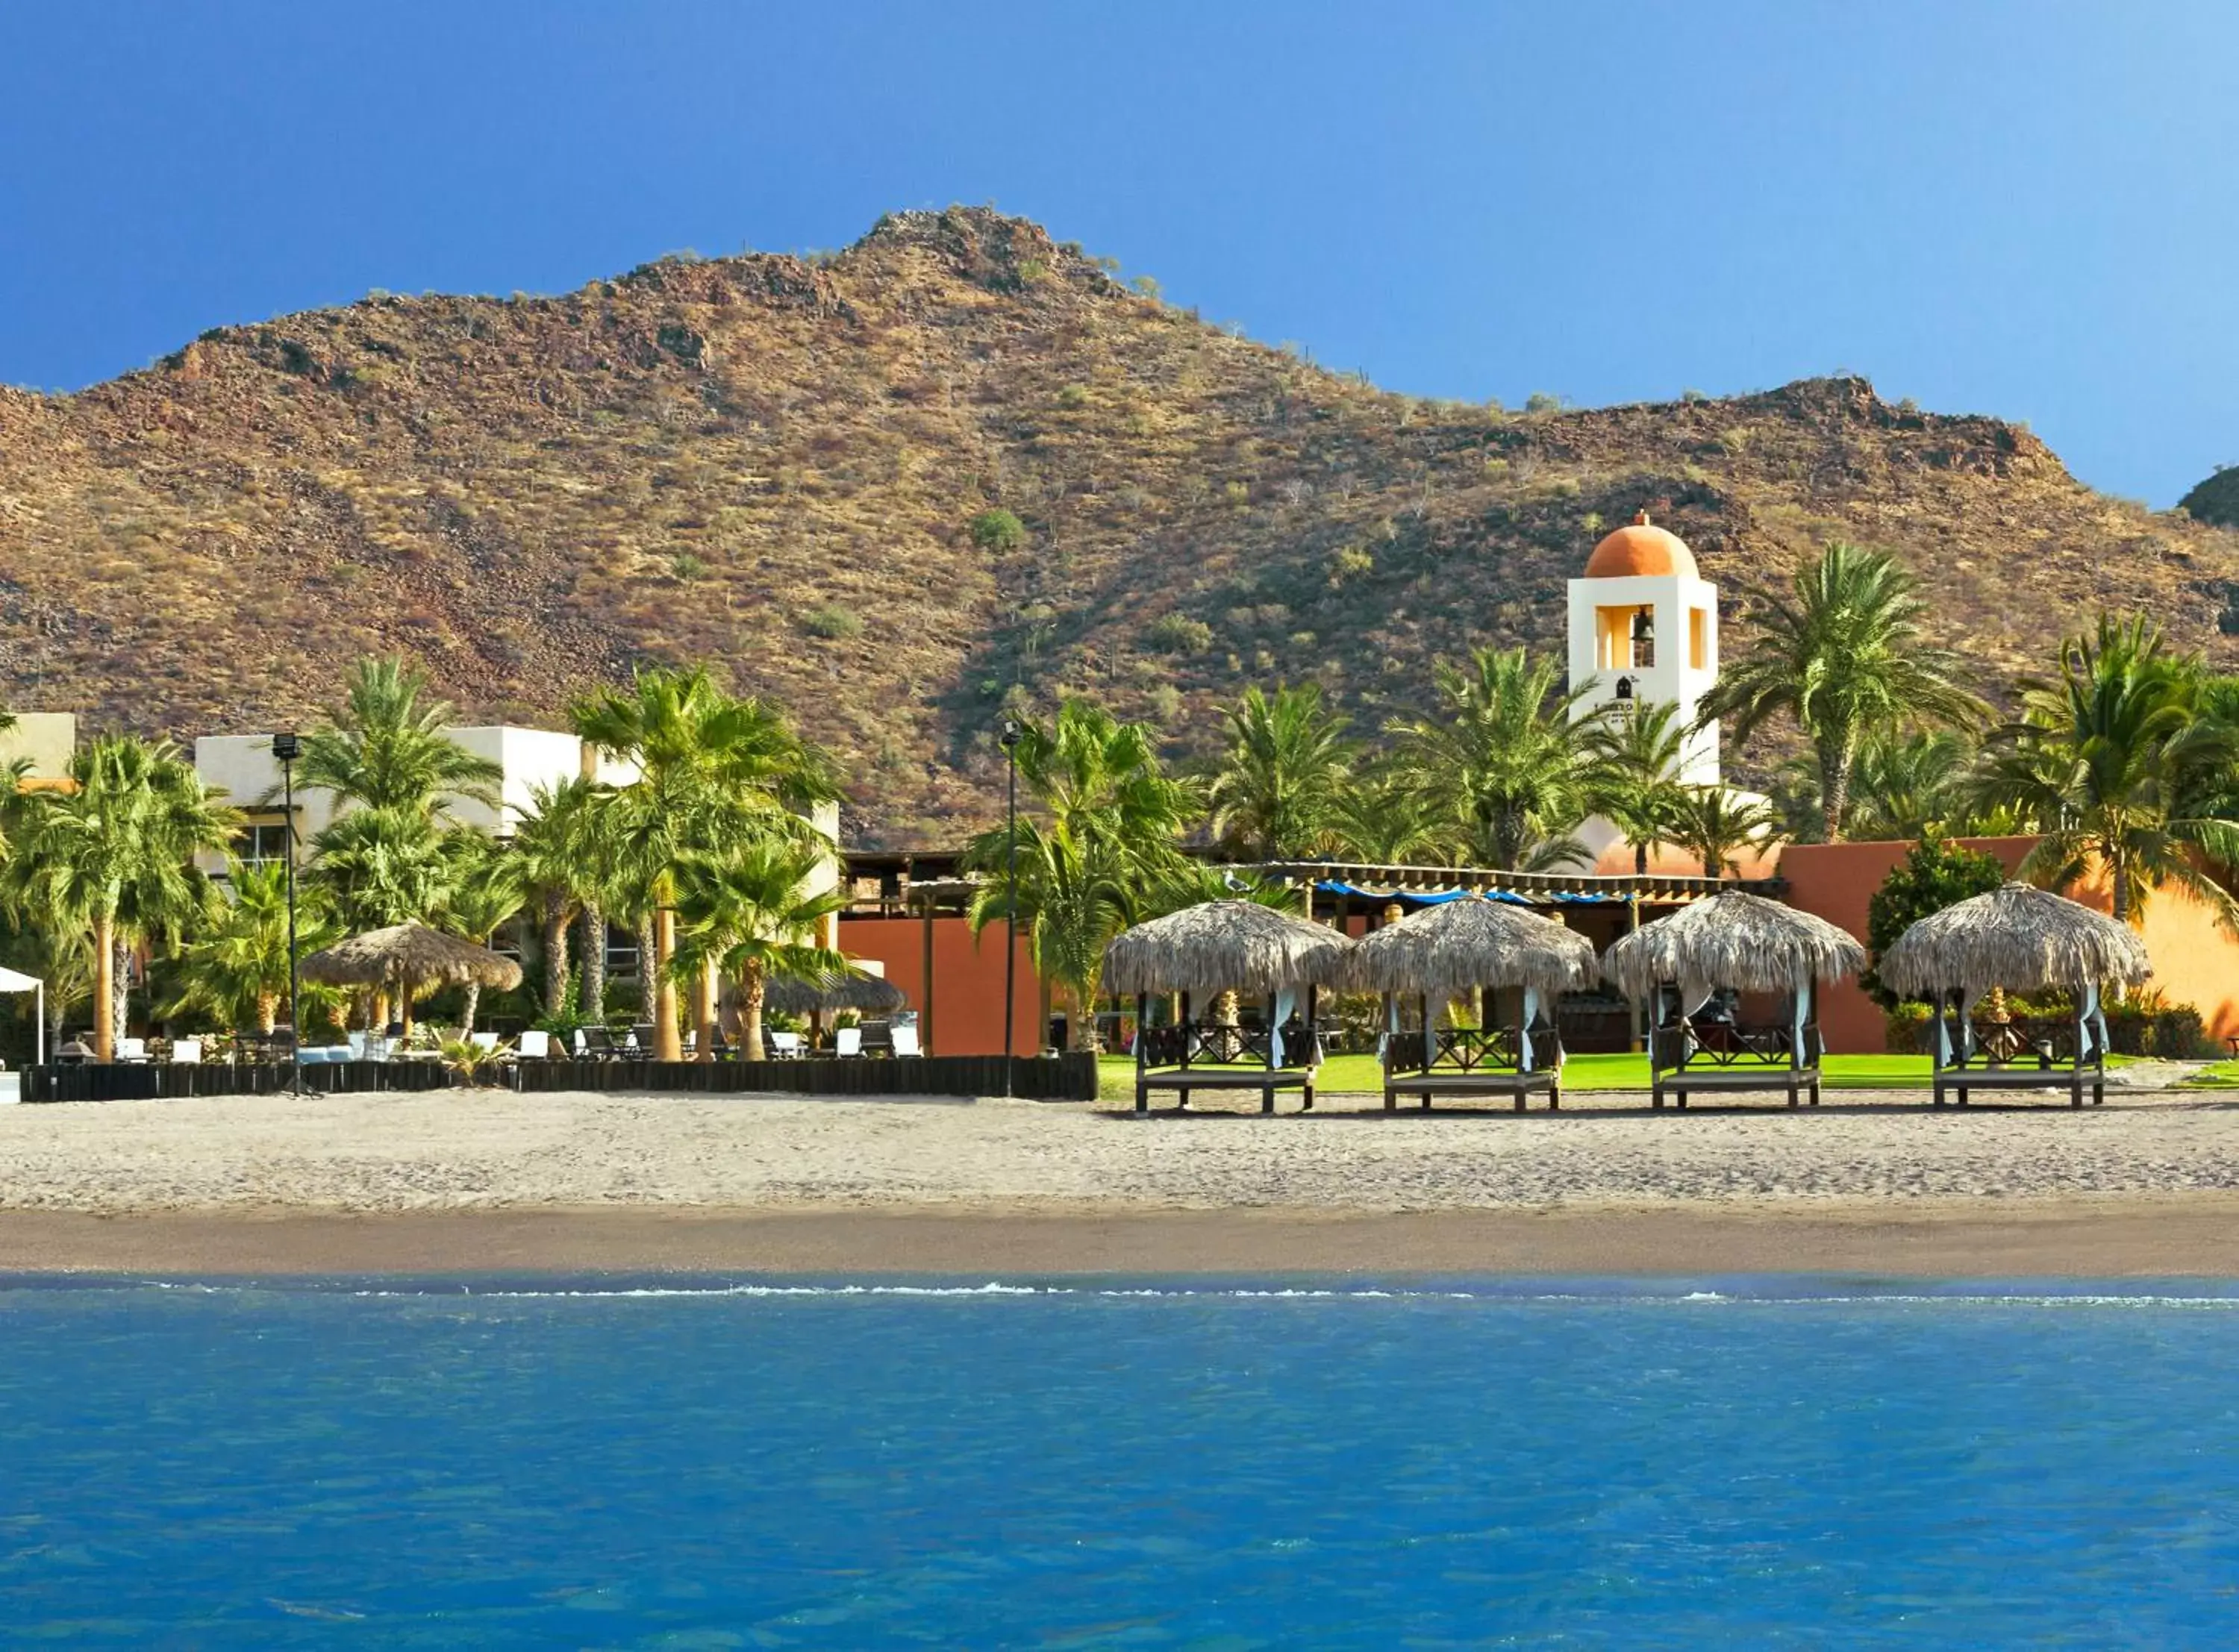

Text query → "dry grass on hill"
[4,205,2238,843]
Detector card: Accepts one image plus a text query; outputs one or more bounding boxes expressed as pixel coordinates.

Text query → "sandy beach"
[1,1084,2237,1274]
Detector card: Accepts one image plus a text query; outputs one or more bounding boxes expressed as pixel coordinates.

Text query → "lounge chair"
[767,1030,802,1059]
[516,1030,552,1061]
[469,1030,499,1053]
[890,1024,921,1058]
[170,1039,203,1065]
[834,1026,863,1058]
[575,1026,620,1061]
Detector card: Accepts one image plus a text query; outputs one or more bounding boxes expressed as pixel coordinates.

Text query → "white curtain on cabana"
[0,966,44,1068]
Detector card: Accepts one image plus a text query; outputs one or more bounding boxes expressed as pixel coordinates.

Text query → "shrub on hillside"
[968,508,1025,553]
[799,604,862,640]
[1143,613,1214,655]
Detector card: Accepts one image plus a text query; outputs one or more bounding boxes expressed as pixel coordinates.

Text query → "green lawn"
[1095,1050,1940,1101]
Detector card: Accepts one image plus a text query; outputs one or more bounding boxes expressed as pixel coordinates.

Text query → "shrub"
[1055,384,1090,410]
[1883,1002,1931,1054]
[968,508,1026,553]
[799,604,862,640]
[1143,613,1214,655]
[669,552,707,582]
[1130,274,1162,301]
[1523,392,1564,414]
[1863,838,2008,1009]
[1328,545,1375,585]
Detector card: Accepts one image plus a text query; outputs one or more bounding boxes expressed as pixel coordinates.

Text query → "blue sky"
[2,2,2232,503]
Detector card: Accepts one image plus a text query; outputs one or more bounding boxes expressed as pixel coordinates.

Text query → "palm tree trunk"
[740,958,767,1061]
[541,893,569,1019]
[111,933,131,1053]
[2111,856,2131,924]
[579,903,606,1022]
[92,913,115,1062]
[461,982,481,1038]
[654,908,681,1061]
[1635,841,1649,875]
[695,957,718,1062]
[256,991,278,1037]
[634,914,658,1021]
[1820,735,1857,842]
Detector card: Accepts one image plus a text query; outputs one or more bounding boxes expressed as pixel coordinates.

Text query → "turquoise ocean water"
[2,1275,2236,1646]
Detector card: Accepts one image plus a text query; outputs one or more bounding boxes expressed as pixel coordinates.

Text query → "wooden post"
[920,895,936,1057]
[1134,991,1149,1114]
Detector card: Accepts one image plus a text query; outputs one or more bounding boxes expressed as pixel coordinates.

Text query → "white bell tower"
[1566,510,1720,785]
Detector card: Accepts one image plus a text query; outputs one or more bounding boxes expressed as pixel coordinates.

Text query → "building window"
[1689,607,1709,672]
[605,924,640,980]
[236,821,293,865]
[489,917,525,964]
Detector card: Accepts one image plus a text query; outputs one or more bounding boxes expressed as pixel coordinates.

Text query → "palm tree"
[510,778,607,1020]
[1669,786,1784,878]
[1386,647,1608,870]
[1696,542,1985,840]
[1328,769,1444,865]
[670,835,849,1060]
[166,860,339,1034]
[436,837,527,1036]
[307,807,461,933]
[572,667,839,1060]
[1587,700,1690,874]
[293,656,502,817]
[1968,615,2239,927]
[965,700,1195,1051]
[1204,683,1355,858]
[9,735,240,1059]
[1840,728,1996,840]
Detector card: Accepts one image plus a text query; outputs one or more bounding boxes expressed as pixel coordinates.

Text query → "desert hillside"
[4,206,2236,844]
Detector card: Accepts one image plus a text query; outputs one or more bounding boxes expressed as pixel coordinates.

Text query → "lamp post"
[999,718,1021,1096]
[271,732,302,1092]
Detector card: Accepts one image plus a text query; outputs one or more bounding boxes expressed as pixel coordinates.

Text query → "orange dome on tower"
[1585,511,1697,580]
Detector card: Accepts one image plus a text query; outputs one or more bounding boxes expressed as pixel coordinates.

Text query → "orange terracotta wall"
[1777,836,2239,1052]
[837,915,1042,1057]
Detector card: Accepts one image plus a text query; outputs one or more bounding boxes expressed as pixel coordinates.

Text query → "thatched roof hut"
[763,969,908,1016]
[1876,882,2151,998]
[1103,900,1351,997]
[299,923,524,992]
[1602,891,1865,998]
[1340,896,1597,1000]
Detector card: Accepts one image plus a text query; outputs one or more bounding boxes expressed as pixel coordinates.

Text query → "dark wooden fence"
[510,1054,1098,1101]
[22,1061,452,1104]
[21,1053,1099,1105]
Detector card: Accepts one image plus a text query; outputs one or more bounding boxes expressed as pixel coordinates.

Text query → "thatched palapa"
[763,969,908,1016]
[1876,882,2150,998]
[1601,890,1864,998]
[1103,900,1350,997]
[299,923,524,992]
[1341,896,1597,1000]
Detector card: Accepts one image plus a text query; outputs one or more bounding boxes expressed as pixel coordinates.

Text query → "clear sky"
[3,1,2232,503]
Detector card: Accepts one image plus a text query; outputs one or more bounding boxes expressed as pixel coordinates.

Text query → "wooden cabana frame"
[1340,896,1598,1112]
[1601,890,1866,1111]
[1876,882,2150,1109]
[1103,901,1350,1115]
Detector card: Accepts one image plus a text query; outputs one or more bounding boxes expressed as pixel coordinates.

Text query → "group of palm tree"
[5,532,2235,1065]
[0,659,849,1062]
[974,539,2239,1048]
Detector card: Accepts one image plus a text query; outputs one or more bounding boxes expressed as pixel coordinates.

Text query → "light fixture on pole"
[271,731,303,1092]
[999,717,1022,1096]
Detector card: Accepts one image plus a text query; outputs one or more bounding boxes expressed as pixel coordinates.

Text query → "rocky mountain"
[4,206,2238,844]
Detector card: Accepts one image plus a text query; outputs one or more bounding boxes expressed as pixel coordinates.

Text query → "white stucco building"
[1566,510,1722,785]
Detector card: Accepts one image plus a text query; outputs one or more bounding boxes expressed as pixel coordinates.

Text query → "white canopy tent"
[0,967,46,1065]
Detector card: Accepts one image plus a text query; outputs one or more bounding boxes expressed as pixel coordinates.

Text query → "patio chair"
[516,1030,552,1061]
[890,1024,921,1057]
[768,1031,803,1059]
[469,1030,500,1053]
[115,1037,149,1063]
[834,1026,863,1058]
[170,1039,204,1065]
[575,1026,620,1061]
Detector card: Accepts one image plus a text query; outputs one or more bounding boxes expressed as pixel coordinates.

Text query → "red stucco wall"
[837,915,1043,1057]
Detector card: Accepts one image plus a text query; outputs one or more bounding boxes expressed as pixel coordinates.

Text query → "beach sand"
[3,1086,2238,1274]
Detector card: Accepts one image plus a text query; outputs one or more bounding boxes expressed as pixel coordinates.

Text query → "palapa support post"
[1134,992,1150,1114]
